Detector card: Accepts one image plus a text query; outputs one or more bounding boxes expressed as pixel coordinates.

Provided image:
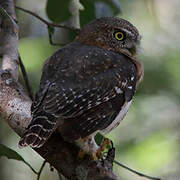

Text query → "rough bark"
[0,0,120,179]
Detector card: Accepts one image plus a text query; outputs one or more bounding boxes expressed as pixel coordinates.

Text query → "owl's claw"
[78,138,112,160]
[96,138,112,159]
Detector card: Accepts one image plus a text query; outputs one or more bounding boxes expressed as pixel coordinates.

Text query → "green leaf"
[80,0,121,27]
[95,133,105,146]
[46,0,72,23]
[80,0,96,27]
[0,144,24,161]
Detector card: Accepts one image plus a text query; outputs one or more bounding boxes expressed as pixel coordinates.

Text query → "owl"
[19,17,143,157]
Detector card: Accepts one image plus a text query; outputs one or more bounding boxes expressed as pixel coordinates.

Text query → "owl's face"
[76,17,141,57]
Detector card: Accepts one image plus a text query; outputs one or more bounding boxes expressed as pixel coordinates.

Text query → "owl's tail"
[18,113,57,148]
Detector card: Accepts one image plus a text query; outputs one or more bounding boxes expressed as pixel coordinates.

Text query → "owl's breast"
[102,100,132,134]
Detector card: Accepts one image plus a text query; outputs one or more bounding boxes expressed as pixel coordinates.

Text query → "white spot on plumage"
[58,105,64,110]
[69,99,73,103]
[30,124,52,133]
[27,133,42,139]
[87,104,92,109]
[122,80,127,87]
[96,102,101,105]
[115,86,123,94]
[104,97,110,101]
[131,76,134,81]
[78,94,83,98]
[128,86,132,89]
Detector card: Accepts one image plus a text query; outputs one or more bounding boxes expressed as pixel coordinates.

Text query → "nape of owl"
[19,17,143,156]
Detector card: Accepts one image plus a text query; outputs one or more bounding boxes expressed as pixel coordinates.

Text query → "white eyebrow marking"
[121,28,134,37]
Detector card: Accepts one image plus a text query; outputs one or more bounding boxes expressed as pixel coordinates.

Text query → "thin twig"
[47,27,66,46]
[15,6,80,33]
[23,160,38,174]
[18,54,34,100]
[37,160,46,180]
[103,141,161,180]
[113,159,161,180]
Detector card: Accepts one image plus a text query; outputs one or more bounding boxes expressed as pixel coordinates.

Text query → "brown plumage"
[19,17,143,155]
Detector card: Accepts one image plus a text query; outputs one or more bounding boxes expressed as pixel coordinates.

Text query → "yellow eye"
[114,31,124,41]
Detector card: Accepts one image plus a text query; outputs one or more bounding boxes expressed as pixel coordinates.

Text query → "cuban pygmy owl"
[19,17,143,156]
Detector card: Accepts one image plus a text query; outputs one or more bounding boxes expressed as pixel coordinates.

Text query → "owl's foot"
[96,138,111,159]
[76,136,111,160]
[77,149,99,160]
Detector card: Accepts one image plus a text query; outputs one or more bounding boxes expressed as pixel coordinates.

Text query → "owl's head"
[76,17,141,57]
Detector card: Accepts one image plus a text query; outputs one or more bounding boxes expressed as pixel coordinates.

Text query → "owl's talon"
[100,138,111,151]
[77,138,112,160]
[95,138,112,160]
[78,149,99,160]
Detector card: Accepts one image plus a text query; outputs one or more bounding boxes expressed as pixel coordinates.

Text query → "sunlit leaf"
[0,144,24,161]
[46,0,72,23]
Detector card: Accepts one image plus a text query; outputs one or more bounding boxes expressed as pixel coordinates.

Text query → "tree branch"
[15,5,80,33]
[18,54,34,101]
[0,1,120,179]
[0,0,19,80]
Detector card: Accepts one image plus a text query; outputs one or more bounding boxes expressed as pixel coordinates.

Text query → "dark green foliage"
[45,0,121,26]
[80,0,121,26]
[46,0,72,23]
[0,144,24,161]
[79,0,96,27]
[95,133,105,146]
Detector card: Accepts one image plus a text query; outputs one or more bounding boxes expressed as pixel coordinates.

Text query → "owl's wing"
[19,74,136,148]
[19,43,137,148]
